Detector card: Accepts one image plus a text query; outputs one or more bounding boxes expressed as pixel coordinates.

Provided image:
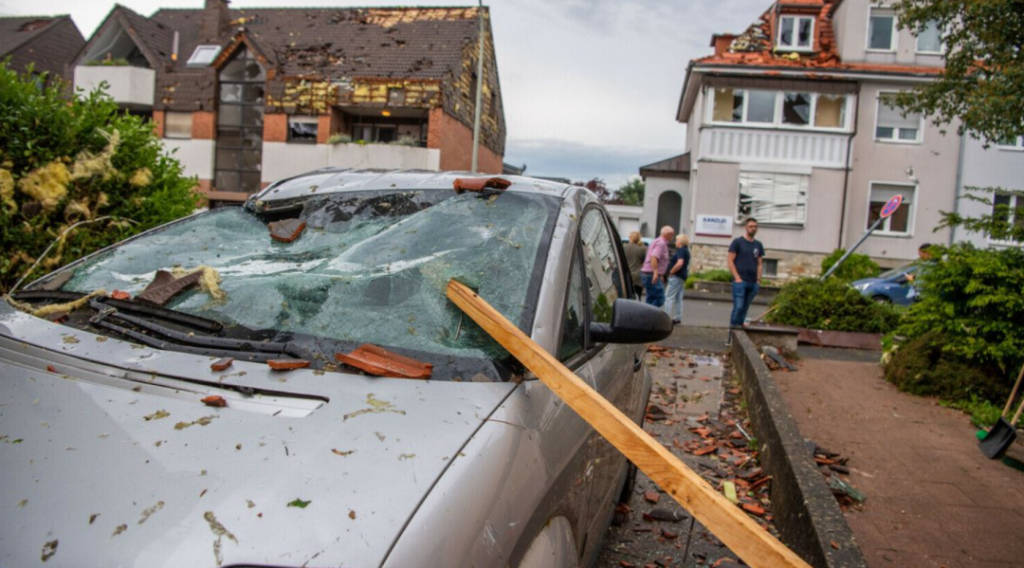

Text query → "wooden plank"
[446,280,813,568]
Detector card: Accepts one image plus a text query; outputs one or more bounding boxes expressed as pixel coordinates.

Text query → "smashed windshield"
[63,189,558,369]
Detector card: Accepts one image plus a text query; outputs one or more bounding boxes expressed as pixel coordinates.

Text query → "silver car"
[1,170,671,567]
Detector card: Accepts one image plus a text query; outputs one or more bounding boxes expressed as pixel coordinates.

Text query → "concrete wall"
[641,175,690,239]
[74,65,155,108]
[831,0,944,68]
[261,142,441,185]
[689,161,846,256]
[957,137,1024,248]
[844,82,959,260]
[162,139,216,182]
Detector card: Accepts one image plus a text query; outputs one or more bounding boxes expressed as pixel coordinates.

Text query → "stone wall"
[688,243,830,284]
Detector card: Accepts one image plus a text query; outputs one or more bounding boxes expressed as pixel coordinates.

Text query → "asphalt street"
[673,296,769,329]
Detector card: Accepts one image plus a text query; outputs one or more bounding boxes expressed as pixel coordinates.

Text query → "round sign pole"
[822,194,903,279]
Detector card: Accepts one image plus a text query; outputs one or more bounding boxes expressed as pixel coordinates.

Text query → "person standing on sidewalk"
[641,226,674,307]
[623,231,648,300]
[664,234,690,325]
[727,218,764,341]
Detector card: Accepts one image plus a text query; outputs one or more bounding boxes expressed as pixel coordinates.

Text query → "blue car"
[852,264,919,305]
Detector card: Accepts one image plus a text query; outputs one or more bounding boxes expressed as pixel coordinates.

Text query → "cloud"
[504,138,679,188]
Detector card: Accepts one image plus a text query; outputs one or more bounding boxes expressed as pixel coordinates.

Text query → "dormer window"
[778,15,815,51]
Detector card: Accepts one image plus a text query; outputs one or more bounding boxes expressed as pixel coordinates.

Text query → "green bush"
[765,277,901,333]
[882,243,1024,405]
[0,62,198,293]
[940,396,1004,429]
[820,248,881,282]
[885,331,1008,403]
[685,268,734,289]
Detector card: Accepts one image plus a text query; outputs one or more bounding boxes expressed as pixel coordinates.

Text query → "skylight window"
[187,45,222,66]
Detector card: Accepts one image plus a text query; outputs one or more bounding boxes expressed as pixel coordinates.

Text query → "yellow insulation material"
[70,130,121,181]
[17,162,71,213]
[171,266,226,301]
[129,168,152,187]
[5,289,107,319]
[0,169,15,212]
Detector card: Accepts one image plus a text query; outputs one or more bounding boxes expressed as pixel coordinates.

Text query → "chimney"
[200,0,231,43]
[711,34,736,56]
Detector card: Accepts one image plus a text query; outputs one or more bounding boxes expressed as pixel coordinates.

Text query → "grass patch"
[940,396,1004,429]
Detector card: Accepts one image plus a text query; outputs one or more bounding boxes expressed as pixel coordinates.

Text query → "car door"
[574,207,647,563]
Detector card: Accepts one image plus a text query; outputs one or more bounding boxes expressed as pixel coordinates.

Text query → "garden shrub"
[885,331,1008,403]
[820,248,881,282]
[685,268,734,289]
[884,243,1024,399]
[0,62,198,293]
[766,277,900,333]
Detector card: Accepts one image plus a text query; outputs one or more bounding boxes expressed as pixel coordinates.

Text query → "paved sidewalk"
[774,358,1024,568]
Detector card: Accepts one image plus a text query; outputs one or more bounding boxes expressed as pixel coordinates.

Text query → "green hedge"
[0,62,198,293]
[820,248,881,282]
[685,268,733,289]
[766,277,900,333]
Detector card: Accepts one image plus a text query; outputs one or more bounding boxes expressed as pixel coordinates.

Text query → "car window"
[579,209,624,325]
[63,189,559,363]
[879,264,916,279]
[558,252,586,361]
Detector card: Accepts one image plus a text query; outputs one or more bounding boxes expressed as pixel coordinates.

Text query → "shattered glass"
[64,189,558,363]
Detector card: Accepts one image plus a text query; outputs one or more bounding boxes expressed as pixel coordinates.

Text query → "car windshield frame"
[878,264,917,280]
[52,187,561,381]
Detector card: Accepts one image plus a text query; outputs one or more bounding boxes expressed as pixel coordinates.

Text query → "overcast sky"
[0,0,764,188]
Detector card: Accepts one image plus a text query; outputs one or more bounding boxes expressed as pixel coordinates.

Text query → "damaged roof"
[0,15,84,81]
[0,16,66,57]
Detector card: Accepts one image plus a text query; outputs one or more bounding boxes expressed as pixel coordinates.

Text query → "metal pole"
[471,0,485,173]
[821,216,884,279]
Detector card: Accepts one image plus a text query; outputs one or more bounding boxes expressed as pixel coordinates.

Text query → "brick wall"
[264,113,288,143]
[426,107,502,173]
[192,111,216,140]
[152,110,165,138]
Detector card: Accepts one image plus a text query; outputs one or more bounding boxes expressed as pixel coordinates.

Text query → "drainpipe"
[950,131,966,245]
[837,87,861,250]
[471,0,485,173]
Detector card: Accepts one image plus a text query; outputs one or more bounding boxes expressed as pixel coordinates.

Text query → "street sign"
[880,194,903,219]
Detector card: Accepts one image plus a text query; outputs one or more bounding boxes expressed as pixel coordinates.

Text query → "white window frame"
[187,45,222,66]
[997,136,1024,151]
[777,15,816,51]
[707,88,851,132]
[915,20,944,54]
[163,111,192,140]
[988,192,1024,246]
[866,8,897,52]
[874,92,924,144]
[736,171,810,228]
[867,182,917,237]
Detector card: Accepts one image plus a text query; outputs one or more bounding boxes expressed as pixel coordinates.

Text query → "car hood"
[0,307,515,568]
[851,277,885,287]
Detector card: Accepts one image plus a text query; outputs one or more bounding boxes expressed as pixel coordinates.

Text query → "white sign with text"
[695,215,733,237]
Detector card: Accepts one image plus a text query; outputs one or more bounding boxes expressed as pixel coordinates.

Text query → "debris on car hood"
[268,218,307,243]
[452,177,511,194]
[137,270,203,306]
[336,344,433,379]
[5,288,106,319]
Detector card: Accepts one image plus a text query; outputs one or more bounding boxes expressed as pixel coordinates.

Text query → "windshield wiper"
[14,290,223,332]
[87,299,307,361]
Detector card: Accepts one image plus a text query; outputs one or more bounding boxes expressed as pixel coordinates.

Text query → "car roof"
[252,169,576,205]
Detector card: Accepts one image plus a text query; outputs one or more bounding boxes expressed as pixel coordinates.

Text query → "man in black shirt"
[727,218,765,338]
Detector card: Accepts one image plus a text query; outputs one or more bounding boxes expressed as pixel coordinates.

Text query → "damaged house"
[0,15,84,85]
[73,1,506,204]
[645,0,1023,279]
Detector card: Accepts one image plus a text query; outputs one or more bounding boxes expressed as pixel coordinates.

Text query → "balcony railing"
[699,127,850,169]
[73,65,155,109]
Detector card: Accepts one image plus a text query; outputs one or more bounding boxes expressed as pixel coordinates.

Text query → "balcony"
[699,127,850,169]
[73,65,155,109]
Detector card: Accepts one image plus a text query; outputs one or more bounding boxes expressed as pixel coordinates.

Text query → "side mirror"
[589,299,673,345]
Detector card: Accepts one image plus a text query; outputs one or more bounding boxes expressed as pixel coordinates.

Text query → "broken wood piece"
[201,395,227,408]
[136,270,202,306]
[269,218,307,243]
[210,357,234,372]
[452,177,512,194]
[267,359,311,371]
[335,344,432,379]
[446,279,813,568]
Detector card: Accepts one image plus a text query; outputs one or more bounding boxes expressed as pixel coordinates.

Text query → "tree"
[573,178,611,202]
[0,62,199,293]
[614,179,645,206]
[889,0,1024,144]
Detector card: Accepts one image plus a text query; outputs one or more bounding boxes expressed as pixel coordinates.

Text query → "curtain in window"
[737,172,808,225]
